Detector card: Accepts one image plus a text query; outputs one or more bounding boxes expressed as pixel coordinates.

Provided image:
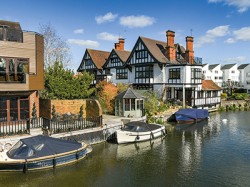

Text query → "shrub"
[221,93,227,99]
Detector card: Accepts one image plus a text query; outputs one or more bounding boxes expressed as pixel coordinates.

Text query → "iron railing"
[42,116,102,135]
[0,116,103,137]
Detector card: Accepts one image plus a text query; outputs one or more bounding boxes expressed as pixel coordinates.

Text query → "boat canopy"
[122,121,160,132]
[175,108,209,121]
[7,135,83,159]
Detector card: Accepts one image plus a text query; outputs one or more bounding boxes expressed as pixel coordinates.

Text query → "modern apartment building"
[0,20,44,122]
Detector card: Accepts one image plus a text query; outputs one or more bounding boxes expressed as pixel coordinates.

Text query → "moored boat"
[0,135,92,172]
[167,108,209,124]
[116,121,166,144]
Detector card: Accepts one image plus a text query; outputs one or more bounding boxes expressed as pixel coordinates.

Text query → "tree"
[143,91,159,121]
[39,23,71,68]
[117,83,130,93]
[40,62,95,99]
[96,81,118,114]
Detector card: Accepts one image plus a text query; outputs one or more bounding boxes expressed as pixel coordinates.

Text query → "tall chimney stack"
[185,36,194,64]
[166,30,176,62]
[115,38,125,50]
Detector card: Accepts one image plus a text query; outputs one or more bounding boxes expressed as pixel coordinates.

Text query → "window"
[125,99,130,111]
[246,73,250,77]
[191,68,202,79]
[116,68,128,79]
[0,57,28,82]
[135,50,148,59]
[207,91,211,98]
[131,99,135,111]
[169,68,180,79]
[212,91,217,97]
[215,70,218,74]
[231,70,235,73]
[197,91,203,98]
[135,66,153,78]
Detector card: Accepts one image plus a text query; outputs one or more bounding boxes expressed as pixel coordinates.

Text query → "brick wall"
[39,99,102,119]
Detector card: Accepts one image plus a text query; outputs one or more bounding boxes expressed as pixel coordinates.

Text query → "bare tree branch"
[39,23,71,69]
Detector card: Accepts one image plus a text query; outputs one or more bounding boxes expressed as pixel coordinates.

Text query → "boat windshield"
[7,141,35,159]
[122,125,147,132]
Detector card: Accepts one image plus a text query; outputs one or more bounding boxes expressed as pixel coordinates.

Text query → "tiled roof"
[115,88,143,99]
[202,80,221,90]
[140,36,169,63]
[221,64,236,70]
[87,49,110,69]
[140,36,189,64]
[114,49,131,63]
[0,20,21,30]
[209,64,219,70]
[238,64,249,70]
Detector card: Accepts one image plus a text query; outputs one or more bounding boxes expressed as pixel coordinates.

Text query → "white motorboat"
[116,121,166,144]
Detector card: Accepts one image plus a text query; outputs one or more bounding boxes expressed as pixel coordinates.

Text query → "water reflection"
[0,111,250,187]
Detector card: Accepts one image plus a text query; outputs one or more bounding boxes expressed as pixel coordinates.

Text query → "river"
[1,111,250,187]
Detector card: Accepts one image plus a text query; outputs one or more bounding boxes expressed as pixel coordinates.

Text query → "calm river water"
[1,111,250,187]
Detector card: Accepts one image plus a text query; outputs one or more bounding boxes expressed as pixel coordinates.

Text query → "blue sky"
[1,0,250,70]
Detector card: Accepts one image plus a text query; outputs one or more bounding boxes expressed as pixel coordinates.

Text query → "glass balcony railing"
[0,29,23,42]
[0,72,26,83]
[194,57,202,64]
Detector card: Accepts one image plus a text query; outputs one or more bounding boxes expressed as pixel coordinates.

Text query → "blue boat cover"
[175,108,209,121]
[7,135,83,159]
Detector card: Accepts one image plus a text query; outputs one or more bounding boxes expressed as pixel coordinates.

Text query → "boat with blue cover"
[167,108,209,124]
[0,135,92,172]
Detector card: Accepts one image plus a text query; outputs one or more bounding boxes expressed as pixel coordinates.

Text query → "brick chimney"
[114,38,125,50]
[166,30,176,62]
[185,36,194,64]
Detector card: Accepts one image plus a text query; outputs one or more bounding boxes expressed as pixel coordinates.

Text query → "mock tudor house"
[77,30,221,109]
[0,20,44,122]
[77,48,110,84]
[102,38,131,84]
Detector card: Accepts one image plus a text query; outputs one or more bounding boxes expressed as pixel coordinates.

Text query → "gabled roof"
[139,36,169,63]
[238,64,249,70]
[114,49,131,63]
[115,88,143,99]
[0,20,21,30]
[221,64,236,70]
[202,63,208,67]
[202,80,221,90]
[87,49,110,69]
[209,64,219,70]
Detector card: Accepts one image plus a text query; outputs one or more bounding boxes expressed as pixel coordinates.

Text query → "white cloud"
[208,0,250,13]
[74,29,84,34]
[225,26,250,43]
[119,15,155,28]
[95,12,118,24]
[68,39,99,48]
[222,56,247,63]
[97,32,119,41]
[196,25,230,47]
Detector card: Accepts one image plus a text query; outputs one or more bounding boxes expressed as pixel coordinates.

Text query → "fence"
[0,116,103,137]
[42,116,102,135]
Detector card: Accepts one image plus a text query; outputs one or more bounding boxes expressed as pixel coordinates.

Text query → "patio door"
[0,97,7,122]
[0,96,29,122]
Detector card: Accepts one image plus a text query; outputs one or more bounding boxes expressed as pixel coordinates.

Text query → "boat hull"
[116,125,166,144]
[0,145,91,172]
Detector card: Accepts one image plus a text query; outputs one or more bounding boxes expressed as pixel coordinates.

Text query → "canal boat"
[0,135,92,172]
[116,121,166,144]
[167,108,209,124]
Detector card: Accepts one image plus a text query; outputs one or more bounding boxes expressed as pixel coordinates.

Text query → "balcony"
[0,28,23,43]
[194,57,202,64]
[0,72,26,83]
